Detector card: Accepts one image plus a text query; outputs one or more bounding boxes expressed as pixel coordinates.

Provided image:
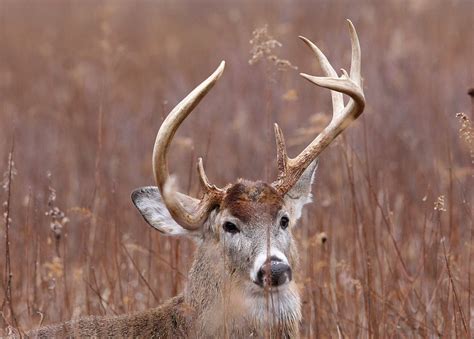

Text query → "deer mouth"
[248,279,294,297]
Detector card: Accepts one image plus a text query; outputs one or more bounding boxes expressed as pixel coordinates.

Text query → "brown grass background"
[0,0,473,337]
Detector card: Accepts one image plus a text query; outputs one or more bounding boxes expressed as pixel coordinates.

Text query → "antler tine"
[298,35,344,113]
[273,123,289,179]
[300,20,365,118]
[197,157,225,193]
[347,19,361,86]
[153,62,226,230]
[272,20,365,194]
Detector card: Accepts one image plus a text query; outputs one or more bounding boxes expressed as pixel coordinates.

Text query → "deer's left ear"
[131,186,200,238]
[283,159,318,221]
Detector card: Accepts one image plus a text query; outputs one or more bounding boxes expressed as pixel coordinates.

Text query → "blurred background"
[0,0,473,337]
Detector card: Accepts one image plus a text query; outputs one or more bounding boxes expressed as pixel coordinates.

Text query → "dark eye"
[223,221,240,234]
[280,216,290,229]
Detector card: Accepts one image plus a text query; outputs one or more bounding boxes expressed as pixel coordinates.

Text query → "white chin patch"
[247,282,302,325]
[250,248,289,282]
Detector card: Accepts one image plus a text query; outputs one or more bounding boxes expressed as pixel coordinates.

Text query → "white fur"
[247,282,302,327]
[284,159,318,221]
[131,186,191,236]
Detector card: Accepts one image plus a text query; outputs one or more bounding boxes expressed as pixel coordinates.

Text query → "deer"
[27,20,365,338]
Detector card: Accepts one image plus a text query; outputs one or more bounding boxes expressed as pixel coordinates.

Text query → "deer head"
[131,20,364,326]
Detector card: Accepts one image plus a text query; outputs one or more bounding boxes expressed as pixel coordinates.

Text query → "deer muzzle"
[255,256,292,288]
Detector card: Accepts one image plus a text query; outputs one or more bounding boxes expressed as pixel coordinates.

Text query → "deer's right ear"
[283,159,318,221]
[131,187,198,237]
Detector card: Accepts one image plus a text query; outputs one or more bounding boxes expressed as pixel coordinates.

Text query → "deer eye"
[280,216,290,230]
[223,221,240,234]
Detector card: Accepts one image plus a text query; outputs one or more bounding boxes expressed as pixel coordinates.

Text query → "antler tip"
[298,35,316,49]
[300,73,334,89]
[299,72,315,82]
[214,61,226,78]
[340,68,349,78]
[346,19,357,35]
[346,19,357,31]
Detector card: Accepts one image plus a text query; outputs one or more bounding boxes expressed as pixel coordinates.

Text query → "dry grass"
[0,0,473,337]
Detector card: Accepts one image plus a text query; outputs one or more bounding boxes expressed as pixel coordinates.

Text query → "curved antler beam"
[152,61,226,230]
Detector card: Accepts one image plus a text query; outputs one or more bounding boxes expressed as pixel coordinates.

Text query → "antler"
[272,20,365,194]
[152,61,226,230]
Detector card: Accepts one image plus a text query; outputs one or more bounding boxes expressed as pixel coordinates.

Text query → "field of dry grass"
[0,0,473,337]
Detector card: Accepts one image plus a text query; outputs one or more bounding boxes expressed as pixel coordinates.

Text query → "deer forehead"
[221,180,284,224]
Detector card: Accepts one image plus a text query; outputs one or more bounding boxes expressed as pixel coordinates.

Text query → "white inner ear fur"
[131,186,196,236]
[283,159,318,221]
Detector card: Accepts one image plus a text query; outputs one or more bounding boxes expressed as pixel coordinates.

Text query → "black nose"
[256,257,292,287]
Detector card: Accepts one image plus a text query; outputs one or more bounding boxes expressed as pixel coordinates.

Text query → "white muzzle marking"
[250,248,289,282]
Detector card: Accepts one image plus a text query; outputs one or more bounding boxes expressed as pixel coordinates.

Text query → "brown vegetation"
[0,0,473,337]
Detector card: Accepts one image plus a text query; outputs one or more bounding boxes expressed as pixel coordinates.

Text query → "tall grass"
[0,0,472,337]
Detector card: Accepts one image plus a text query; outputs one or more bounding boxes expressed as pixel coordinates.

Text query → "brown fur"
[27,295,191,338]
[222,180,283,223]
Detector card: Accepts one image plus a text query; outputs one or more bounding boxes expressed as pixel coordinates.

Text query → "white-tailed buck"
[28,20,365,338]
